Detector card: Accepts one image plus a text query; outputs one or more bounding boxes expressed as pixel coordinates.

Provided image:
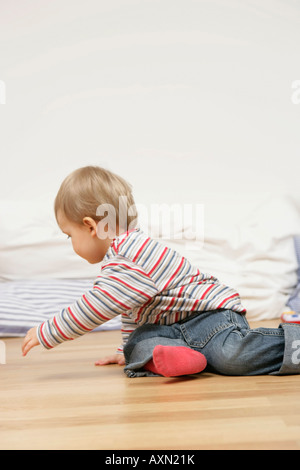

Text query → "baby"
[22,166,300,378]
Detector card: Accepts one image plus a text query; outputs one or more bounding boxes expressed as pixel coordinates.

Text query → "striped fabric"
[37,228,246,351]
[0,279,121,337]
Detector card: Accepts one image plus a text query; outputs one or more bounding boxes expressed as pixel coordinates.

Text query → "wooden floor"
[1,319,300,450]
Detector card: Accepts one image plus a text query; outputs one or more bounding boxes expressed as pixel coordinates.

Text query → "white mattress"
[0,194,300,325]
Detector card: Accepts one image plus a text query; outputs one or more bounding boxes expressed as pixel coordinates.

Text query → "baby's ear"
[82,217,98,236]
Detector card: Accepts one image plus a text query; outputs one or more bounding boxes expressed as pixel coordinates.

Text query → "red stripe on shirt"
[178,285,185,296]
[148,247,169,276]
[162,257,185,291]
[117,230,135,250]
[53,316,72,340]
[200,284,215,299]
[83,294,111,321]
[155,297,176,323]
[217,293,239,309]
[136,298,153,323]
[121,328,135,334]
[190,299,200,311]
[107,275,152,300]
[101,262,152,279]
[93,286,132,310]
[68,307,92,331]
[132,237,151,262]
[39,323,53,349]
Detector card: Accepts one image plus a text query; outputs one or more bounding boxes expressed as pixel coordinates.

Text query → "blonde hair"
[54,166,138,231]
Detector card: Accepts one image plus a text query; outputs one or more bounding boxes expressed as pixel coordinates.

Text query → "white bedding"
[0,193,299,336]
[139,194,300,320]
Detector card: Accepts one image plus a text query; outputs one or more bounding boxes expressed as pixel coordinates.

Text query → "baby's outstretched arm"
[22,327,40,356]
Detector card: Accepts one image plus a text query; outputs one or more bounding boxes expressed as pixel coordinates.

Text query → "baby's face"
[57,211,113,264]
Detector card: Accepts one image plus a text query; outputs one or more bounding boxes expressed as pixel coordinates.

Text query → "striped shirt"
[37,228,246,351]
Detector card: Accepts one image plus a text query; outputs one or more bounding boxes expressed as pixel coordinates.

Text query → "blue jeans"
[123,309,300,377]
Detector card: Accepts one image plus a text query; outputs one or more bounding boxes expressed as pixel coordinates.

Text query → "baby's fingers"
[22,338,32,356]
[95,354,125,366]
[22,328,39,356]
[94,358,110,365]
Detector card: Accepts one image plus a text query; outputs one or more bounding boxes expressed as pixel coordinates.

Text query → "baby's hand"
[22,327,40,356]
[95,353,125,366]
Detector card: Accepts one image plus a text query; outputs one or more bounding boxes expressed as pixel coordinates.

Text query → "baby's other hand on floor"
[95,353,125,366]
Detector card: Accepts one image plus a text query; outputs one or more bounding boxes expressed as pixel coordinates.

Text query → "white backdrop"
[0,0,299,211]
[0,1,300,320]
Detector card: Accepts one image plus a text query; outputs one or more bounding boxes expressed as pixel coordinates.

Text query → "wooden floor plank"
[1,319,300,450]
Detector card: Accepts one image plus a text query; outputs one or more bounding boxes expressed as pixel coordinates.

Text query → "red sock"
[144,345,207,377]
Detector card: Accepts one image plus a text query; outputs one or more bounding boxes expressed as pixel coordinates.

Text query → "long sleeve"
[115,312,139,354]
[37,256,158,350]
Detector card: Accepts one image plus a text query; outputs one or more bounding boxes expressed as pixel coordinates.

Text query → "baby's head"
[54,166,138,263]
